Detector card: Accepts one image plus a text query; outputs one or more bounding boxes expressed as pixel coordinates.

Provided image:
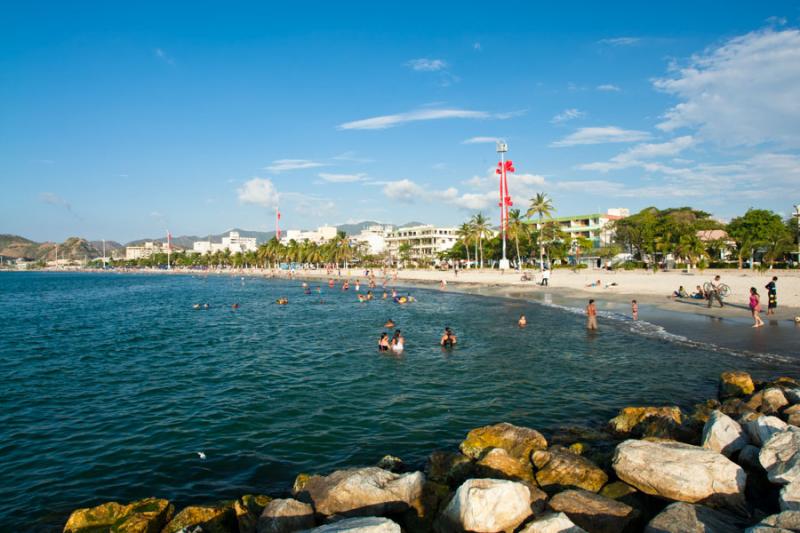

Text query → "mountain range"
[0,221,427,261]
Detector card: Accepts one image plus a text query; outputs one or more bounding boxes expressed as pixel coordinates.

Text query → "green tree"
[506,209,529,268]
[456,222,473,267]
[727,209,791,269]
[526,192,555,270]
[470,213,492,268]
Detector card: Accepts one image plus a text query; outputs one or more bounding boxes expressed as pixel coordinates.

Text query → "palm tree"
[506,209,529,269]
[526,192,555,270]
[456,222,472,267]
[471,213,492,268]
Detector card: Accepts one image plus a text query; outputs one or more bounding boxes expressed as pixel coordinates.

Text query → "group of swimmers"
[377,320,457,354]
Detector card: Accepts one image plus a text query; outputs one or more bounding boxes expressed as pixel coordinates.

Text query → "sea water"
[0,272,796,530]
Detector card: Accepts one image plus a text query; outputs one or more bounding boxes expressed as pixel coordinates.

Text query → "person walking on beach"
[541,267,550,286]
[749,287,765,328]
[765,276,778,316]
[707,275,724,308]
[586,299,598,330]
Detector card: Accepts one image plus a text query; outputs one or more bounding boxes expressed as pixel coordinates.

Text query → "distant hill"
[0,235,106,261]
[0,234,44,259]
[126,228,276,248]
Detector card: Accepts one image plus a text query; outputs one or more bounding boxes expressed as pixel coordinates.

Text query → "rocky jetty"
[62,371,800,533]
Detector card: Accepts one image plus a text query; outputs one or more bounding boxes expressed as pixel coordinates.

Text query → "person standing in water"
[586,299,598,330]
[749,287,765,328]
[518,314,527,327]
[391,330,405,353]
[440,327,457,348]
[631,300,638,320]
[378,333,390,352]
[765,276,777,316]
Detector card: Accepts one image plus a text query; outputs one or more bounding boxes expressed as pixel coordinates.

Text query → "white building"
[193,231,257,254]
[350,224,395,255]
[280,225,338,245]
[386,225,458,261]
[126,241,164,260]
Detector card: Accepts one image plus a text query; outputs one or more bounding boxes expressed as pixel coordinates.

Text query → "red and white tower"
[496,141,515,270]
[275,208,281,240]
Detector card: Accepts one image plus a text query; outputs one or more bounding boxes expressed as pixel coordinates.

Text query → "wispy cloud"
[406,58,447,72]
[338,108,521,130]
[332,151,373,163]
[154,48,175,65]
[473,42,482,51]
[265,159,325,172]
[551,108,586,124]
[578,136,695,172]
[598,37,640,46]
[462,136,500,144]
[318,172,366,183]
[237,178,280,209]
[596,84,621,92]
[551,126,651,147]
[39,192,81,219]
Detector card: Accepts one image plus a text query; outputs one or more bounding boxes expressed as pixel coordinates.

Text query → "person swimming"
[382,291,388,300]
[366,290,373,300]
[193,303,201,309]
[518,314,527,327]
[276,297,288,305]
[232,303,240,309]
[391,330,405,353]
[358,294,367,303]
[384,319,396,328]
[378,332,390,352]
[440,327,457,348]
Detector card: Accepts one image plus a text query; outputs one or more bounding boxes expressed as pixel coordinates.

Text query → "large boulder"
[63,498,174,533]
[643,502,744,533]
[460,422,547,464]
[760,428,800,485]
[304,467,425,517]
[548,489,639,533]
[719,371,755,399]
[607,407,682,438]
[476,447,535,484]
[747,388,789,416]
[425,451,474,487]
[738,445,764,472]
[257,498,315,533]
[742,415,788,446]
[786,389,800,405]
[612,439,746,510]
[746,511,800,532]
[702,411,749,456]
[782,481,800,511]
[436,478,533,533]
[236,495,272,533]
[305,517,401,533]
[532,447,608,493]
[519,512,588,533]
[162,503,237,533]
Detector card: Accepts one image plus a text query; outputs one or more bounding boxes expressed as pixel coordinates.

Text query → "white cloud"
[154,48,174,65]
[653,28,800,146]
[237,178,280,209]
[596,84,621,92]
[382,179,424,202]
[514,173,548,186]
[333,151,373,163]
[281,192,336,217]
[598,37,640,46]
[265,159,325,172]
[551,108,586,123]
[338,108,518,130]
[462,136,500,144]
[439,187,495,210]
[406,58,447,71]
[578,136,695,172]
[551,126,651,147]
[473,42,482,51]
[318,172,365,183]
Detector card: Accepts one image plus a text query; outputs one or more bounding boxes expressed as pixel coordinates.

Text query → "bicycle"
[703,281,731,299]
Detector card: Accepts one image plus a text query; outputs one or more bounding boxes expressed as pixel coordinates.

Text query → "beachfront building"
[386,225,458,262]
[280,225,337,246]
[193,231,257,254]
[528,208,629,249]
[350,224,395,255]
[696,229,735,260]
[125,241,165,260]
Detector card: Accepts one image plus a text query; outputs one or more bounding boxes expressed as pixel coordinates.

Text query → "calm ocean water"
[0,272,795,530]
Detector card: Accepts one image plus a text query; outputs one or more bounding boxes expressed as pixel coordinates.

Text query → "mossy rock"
[459,422,547,464]
[161,503,237,533]
[719,371,755,399]
[608,406,682,438]
[63,497,173,533]
[234,494,271,533]
[424,451,474,487]
[475,447,535,484]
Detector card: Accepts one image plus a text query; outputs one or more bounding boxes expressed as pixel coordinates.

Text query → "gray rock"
[743,415,789,446]
[519,512,588,533]
[437,478,533,533]
[304,467,424,517]
[746,510,800,532]
[702,411,749,456]
[786,389,800,405]
[304,517,401,533]
[612,439,746,510]
[760,428,800,485]
[782,482,800,511]
[532,447,608,493]
[739,445,765,471]
[548,489,639,533]
[258,499,315,533]
[644,502,744,533]
[747,388,790,415]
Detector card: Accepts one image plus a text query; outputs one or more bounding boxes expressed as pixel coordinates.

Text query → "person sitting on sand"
[378,332,390,352]
[518,314,527,327]
[691,285,705,299]
[440,327,457,348]
[384,319,396,328]
[586,280,601,288]
[672,286,689,298]
[604,282,618,288]
[391,330,405,353]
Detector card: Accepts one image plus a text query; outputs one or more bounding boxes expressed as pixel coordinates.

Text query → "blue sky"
[2,1,799,242]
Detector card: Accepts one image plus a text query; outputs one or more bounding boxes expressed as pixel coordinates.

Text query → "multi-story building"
[280,225,338,245]
[350,224,395,255]
[386,225,458,261]
[528,208,629,248]
[193,231,258,254]
[125,241,164,260]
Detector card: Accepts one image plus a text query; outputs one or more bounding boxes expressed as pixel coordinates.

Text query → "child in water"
[631,300,638,320]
